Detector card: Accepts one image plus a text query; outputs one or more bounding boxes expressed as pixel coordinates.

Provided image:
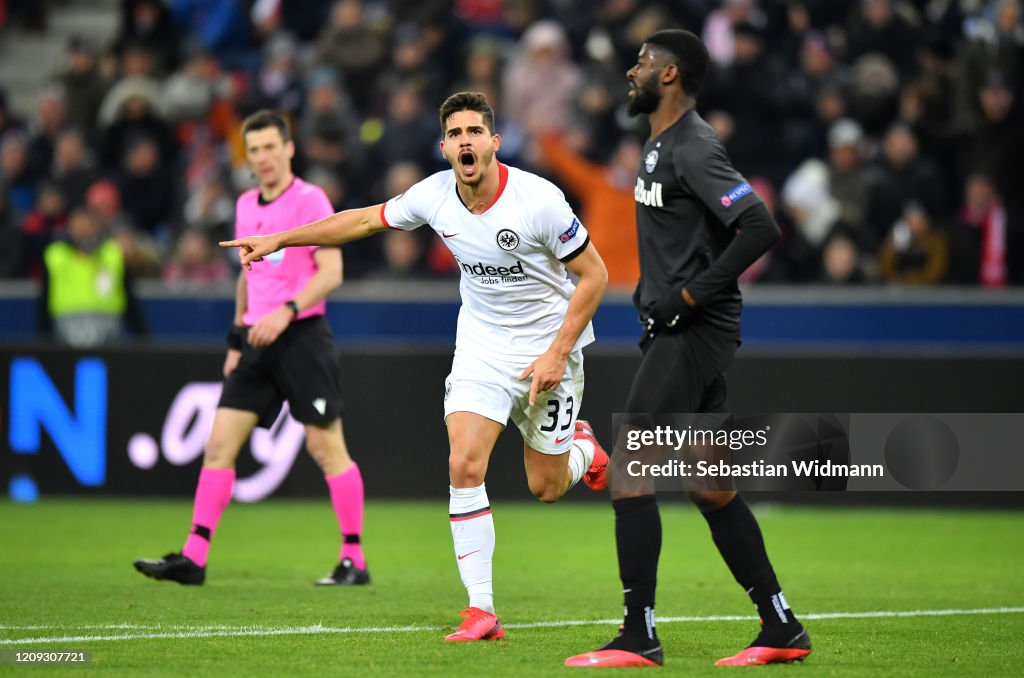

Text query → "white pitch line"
[502,606,1024,629]
[0,624,445,646]
[792,607,1024,620]
[0,624,292,631]
[1,607,1022,646]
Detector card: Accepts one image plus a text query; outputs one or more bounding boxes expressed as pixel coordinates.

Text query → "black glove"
[646,283,695,337]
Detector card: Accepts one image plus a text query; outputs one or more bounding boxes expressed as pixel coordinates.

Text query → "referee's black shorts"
[624,320,739,414]
[219,315,344,427]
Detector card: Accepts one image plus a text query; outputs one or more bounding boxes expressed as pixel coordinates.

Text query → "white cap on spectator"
[522,20,568,56]
[828,118,864,149]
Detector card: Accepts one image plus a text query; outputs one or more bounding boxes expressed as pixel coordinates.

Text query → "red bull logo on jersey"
[635,178,664,208]
[721,182,753,207]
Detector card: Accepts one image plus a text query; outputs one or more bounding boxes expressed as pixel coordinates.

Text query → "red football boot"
[565,629,664,668]
[575,420,609,491]
[715,624,811,666]
[444,607,505,642]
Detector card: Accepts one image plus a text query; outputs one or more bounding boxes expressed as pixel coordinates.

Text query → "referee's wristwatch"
[284,300,300,318]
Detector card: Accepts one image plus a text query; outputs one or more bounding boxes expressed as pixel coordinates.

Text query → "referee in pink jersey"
[134,110,370,587]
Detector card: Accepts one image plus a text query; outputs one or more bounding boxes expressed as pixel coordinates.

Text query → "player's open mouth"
[460,151,476,176]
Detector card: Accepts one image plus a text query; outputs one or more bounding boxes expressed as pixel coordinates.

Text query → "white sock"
[567,439,595,490]
[449,484,495,614]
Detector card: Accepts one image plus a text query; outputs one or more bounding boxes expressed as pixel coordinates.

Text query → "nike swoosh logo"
[442,232,460,238]
[457,550,480,560]
[555,433,571,444]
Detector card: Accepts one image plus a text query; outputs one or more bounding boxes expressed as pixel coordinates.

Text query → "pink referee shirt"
[234,177,335,325]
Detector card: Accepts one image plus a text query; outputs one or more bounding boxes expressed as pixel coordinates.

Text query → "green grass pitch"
[1,498,1022,676]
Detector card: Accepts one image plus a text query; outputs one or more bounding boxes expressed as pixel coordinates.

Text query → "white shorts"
[443,349,585,455]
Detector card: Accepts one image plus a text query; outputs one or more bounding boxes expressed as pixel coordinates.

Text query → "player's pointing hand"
[519,350,569,406]
[219,234,281,270]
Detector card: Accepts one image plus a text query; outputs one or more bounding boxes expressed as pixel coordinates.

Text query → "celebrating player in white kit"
[221,92,610,642]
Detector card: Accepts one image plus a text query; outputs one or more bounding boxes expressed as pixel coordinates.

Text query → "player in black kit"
[565,30,812,668]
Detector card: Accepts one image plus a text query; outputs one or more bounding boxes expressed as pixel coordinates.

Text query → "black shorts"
[219,316,344,427]
[624,321,739,414]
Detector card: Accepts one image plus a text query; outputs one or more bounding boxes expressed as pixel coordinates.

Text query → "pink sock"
[326,463,365,569]
[181,467,235,567]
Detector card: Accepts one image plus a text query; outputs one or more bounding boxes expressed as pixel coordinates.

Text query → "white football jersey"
[381,162,595,361]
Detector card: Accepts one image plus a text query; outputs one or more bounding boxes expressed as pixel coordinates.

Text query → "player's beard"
[628,76,661,116]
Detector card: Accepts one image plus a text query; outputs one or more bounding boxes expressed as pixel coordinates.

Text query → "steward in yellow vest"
[39,208,147,346]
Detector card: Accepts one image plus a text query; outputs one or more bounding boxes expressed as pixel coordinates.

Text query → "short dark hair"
[645,29,709,97]
[438,91,496,135]
[241,109,291,143]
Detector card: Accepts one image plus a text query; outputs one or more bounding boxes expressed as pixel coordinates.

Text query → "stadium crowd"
[0,0,1021,289]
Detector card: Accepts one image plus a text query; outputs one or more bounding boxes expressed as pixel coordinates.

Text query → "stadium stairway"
[0,0,120,118]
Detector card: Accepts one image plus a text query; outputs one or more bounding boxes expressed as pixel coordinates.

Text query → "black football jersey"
[633,108,762,331]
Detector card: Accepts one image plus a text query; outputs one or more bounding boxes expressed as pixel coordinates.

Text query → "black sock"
[702,494,798,627]
[613,495,661,640]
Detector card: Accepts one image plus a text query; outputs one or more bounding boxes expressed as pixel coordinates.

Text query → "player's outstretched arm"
[220,204,388,269]
[519,242,608,404]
